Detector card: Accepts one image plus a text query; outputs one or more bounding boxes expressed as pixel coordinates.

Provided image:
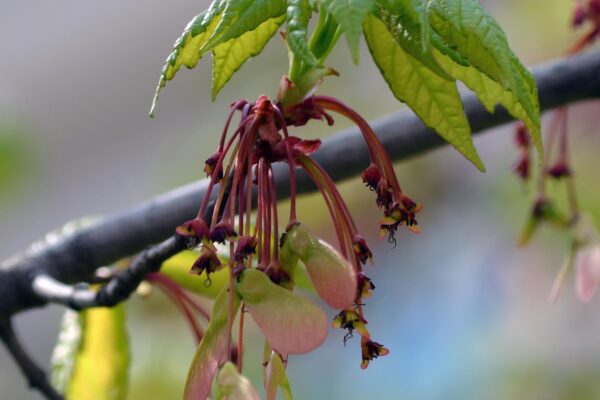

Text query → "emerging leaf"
[216,362,260,400]
[64,306,129,400]
[364,14,485,171]
[151,2,225,115]
[152,0,286,113]
[235,269,328,354]
[373,0,451,80]
[282,223,358,309]
[265,351,294,400]
[427,0,542,158]
[201,0,287,52]
[185,287,241,400]
[286,0,318,67]
[322,0,374,63]
[212,15,285,99]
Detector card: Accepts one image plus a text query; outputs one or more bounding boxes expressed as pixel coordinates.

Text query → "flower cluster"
[170,91,419,392]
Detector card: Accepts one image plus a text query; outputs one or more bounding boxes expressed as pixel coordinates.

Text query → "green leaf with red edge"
[151,0,287,113]
[286,0,318,67]
[151,1,225,115]
[322,0,374,63]
[51,306,129,400]
[282,223,358,309]
[372,0,452,80]
[216,362,260,400]
[235,268,328,354]
[201,0,287,52]
[265,351,294,400]
[212,15,285,100]
[364,14,485,171]
[184,287,241,400]
[427,0,541,159]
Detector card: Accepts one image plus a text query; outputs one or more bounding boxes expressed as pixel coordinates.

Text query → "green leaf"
[216,362,261,400]
[202,0,287,52]
[427,0,541,158]
[62,306,129,400]
[286,0,318,67]
[161,250,229,299]
[322,0,374,63]
[185,287,241,400]
[151,1,226,115]
[212,15,285,100]
[235,269,328,354]
[373,0,451,79]
[265,352,294,400]
[433,49,540,147]
[364,14,485,171]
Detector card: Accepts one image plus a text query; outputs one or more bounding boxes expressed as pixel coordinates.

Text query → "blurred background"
[1,0,600,399]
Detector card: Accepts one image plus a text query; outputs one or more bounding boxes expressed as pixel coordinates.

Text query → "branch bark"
[1,50,600,318]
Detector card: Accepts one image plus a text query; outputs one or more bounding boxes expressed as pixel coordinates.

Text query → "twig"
[31,235,186,309]
[0,318,64,400]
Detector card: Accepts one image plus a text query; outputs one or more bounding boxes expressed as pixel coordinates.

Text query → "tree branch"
[1,50,600,319]
[0,318,63,400]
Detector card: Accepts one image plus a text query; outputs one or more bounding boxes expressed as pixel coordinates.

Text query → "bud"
[234,235,258,261]
[353,235,373,265]
[513,154,530,180]
[210,221,237,244]
[547,161,571,179]
[361,163,381,191]
[572,4,588,27]
[176,218,210,241]
[357,274,375,299]
[283,223,357,309]
[575,244,600,302]
[360,337,389,369]
[204,151,223,179]
[191,246,223,276]
[332,309,369,338]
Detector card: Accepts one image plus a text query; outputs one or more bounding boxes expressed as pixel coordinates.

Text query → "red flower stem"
[559,110,580,217]
[298,160,349,258]
[245,150,253,237]
[315,96,403,198]
[300,156,365,273]
[238,168,245,236]
[568,25,600,54]
[559,107,569,161]
[273,105,298,224]
[147,273,211,321]
[268,163,279,261]
[260,159,272,266]
[147,278,204,344]
[297,155,360,261]
[237,305,245,372]
[210,142,241,227]
[198,125,243,219]
[537,108,564,194]
[218,100,247,150]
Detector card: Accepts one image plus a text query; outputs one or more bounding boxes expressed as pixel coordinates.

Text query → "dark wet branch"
[1,51,600,318]
[0,318,64,400]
